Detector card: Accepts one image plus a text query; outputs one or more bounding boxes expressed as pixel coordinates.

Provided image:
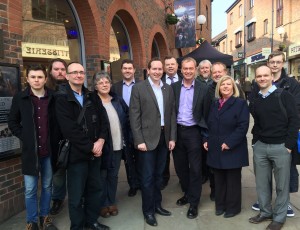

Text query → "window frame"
[276,0,283,27]
[247,22,256,42]
[235,31,242,48]
[239,4,243,17]
[250,0,254,9]
[263,19,268,35]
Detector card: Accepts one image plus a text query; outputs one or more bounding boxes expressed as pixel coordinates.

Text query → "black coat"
[8,87,57,176]
[55,84,108,164]
[206,96,250,169]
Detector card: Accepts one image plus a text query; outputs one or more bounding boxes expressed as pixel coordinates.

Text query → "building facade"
[220,0,300,81]
[0,0,212,222]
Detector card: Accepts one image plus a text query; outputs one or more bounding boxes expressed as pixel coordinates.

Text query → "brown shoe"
[108,205,119,216]
[100,207,110,218]
[249,214,272,224]
[266,221,283,230]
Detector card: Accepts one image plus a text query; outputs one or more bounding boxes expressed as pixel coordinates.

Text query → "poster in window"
[0,63,21,158]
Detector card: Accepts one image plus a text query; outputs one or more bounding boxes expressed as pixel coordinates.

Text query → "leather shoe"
[215,210,225,216]
[145,214,157,227]
[155,207,171,216]
[128,188,137,197]
[85,221,110,230]
[187,206,198,219]
[224,212,239,218]
[249,214,272,224]
[100,207,110,218]
[50,199,64,215]
[266,221,283,230]
[108,205,118,216]
[176,195,189,206]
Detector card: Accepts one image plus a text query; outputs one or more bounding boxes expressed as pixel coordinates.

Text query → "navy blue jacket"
[206,96,250,169]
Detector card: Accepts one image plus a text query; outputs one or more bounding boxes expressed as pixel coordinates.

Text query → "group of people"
[7,50,300,230]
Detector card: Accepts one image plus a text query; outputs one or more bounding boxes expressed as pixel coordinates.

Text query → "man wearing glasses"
[55,62,110,230]
[249,51,300,218]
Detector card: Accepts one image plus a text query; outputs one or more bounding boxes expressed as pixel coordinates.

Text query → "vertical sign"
[174,0,196,48]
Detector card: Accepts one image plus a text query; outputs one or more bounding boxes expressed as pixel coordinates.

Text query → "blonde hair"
[215,75,240,98]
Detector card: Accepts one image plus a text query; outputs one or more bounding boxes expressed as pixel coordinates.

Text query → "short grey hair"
[93,71,112,88]
[198,59,212,69]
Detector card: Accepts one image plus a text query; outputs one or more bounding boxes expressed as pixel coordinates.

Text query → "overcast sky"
[212,0,236,38]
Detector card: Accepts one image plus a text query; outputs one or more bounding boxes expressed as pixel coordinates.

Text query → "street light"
[277,26,285,38]
[197,15,206,31]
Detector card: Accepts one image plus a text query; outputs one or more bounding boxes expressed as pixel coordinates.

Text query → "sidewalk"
[1,120,300,230]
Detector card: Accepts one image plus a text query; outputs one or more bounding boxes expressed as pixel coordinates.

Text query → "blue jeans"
[24,156,53,223]
[52,168,67,200]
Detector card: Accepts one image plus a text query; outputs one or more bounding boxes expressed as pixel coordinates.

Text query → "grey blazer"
[129,79,177,150]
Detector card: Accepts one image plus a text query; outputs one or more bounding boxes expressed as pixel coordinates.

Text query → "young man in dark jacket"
[55,62,109,230]
[8,65,58,230]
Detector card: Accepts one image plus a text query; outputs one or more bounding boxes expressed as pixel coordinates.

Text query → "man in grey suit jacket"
[129,58,177,227]
[111,59,140,197]
[172,57,210,219]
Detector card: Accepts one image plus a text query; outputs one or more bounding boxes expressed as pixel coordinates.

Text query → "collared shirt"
[30,89,49,157]
[177,80,197,126]
[165,73,179,85]
[259,85,277,98]
[148,77,164,126]
[122,79,135,106]
[73,91,83,106]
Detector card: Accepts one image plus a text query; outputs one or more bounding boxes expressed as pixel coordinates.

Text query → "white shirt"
[148,77,164,126]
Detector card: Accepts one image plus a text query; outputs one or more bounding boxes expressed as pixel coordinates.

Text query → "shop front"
[288,43,300,81]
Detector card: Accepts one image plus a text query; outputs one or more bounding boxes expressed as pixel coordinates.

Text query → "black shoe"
[224,212,239,218]
[128,188,137,197]
[187,206,198,219]
[155,207,172,216]
[85,222,110,230]
[26,222,39,230]
[50,199,64,215]
[176,195,189,206]
[210,191,215,201]
[215,210,225,216]
[145,214,157,226]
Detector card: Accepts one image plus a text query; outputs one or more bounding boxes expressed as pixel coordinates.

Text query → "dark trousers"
[214,168,242,214]
[67,157,102,230]
[101,150,122,207]
[162,150,171,184]
[124,148,140,189]
[173,125,202,207]
[202,147,215,192]
[138,130,168,216]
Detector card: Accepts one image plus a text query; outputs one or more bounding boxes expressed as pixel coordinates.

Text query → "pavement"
[1,118,300,230]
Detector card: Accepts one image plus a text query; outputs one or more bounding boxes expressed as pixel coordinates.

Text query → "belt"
[177,124,198,129]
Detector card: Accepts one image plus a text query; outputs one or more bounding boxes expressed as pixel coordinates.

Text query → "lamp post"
[196,15,206,32]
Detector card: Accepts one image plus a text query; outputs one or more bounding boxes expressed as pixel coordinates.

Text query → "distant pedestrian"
[243,77,252,100]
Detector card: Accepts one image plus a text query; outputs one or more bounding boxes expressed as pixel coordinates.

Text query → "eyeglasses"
[268,61,283,65]
[68,71,85,75]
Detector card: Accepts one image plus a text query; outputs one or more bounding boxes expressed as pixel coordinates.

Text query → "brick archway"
[148,25,170,60]
[104,1,146,69]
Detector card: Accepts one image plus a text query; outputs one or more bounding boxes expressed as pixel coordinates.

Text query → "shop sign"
[246,52,267,64]
[22,42,70,60]
[289,43,300,57]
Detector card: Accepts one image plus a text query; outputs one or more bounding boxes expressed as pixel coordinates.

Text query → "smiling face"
[267,54,284,75]
[199,62,211,79]
[212,64,227,83]
[164,57,178,77]
[219,78,234,99]
[255,66,274,91]
[181,60,196,81]
[66,63,85,88]
[27,70,47,91]
[147,60,163,84]
[121,63,135,81]
[95,77,111,96]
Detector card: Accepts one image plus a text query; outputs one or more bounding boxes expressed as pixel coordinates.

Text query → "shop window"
[264,19,268,35]
[250,0,254,9]
[276,0,283,26]
[235,31,242,48]
[247,23,256,42]
[109,16,132,83]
